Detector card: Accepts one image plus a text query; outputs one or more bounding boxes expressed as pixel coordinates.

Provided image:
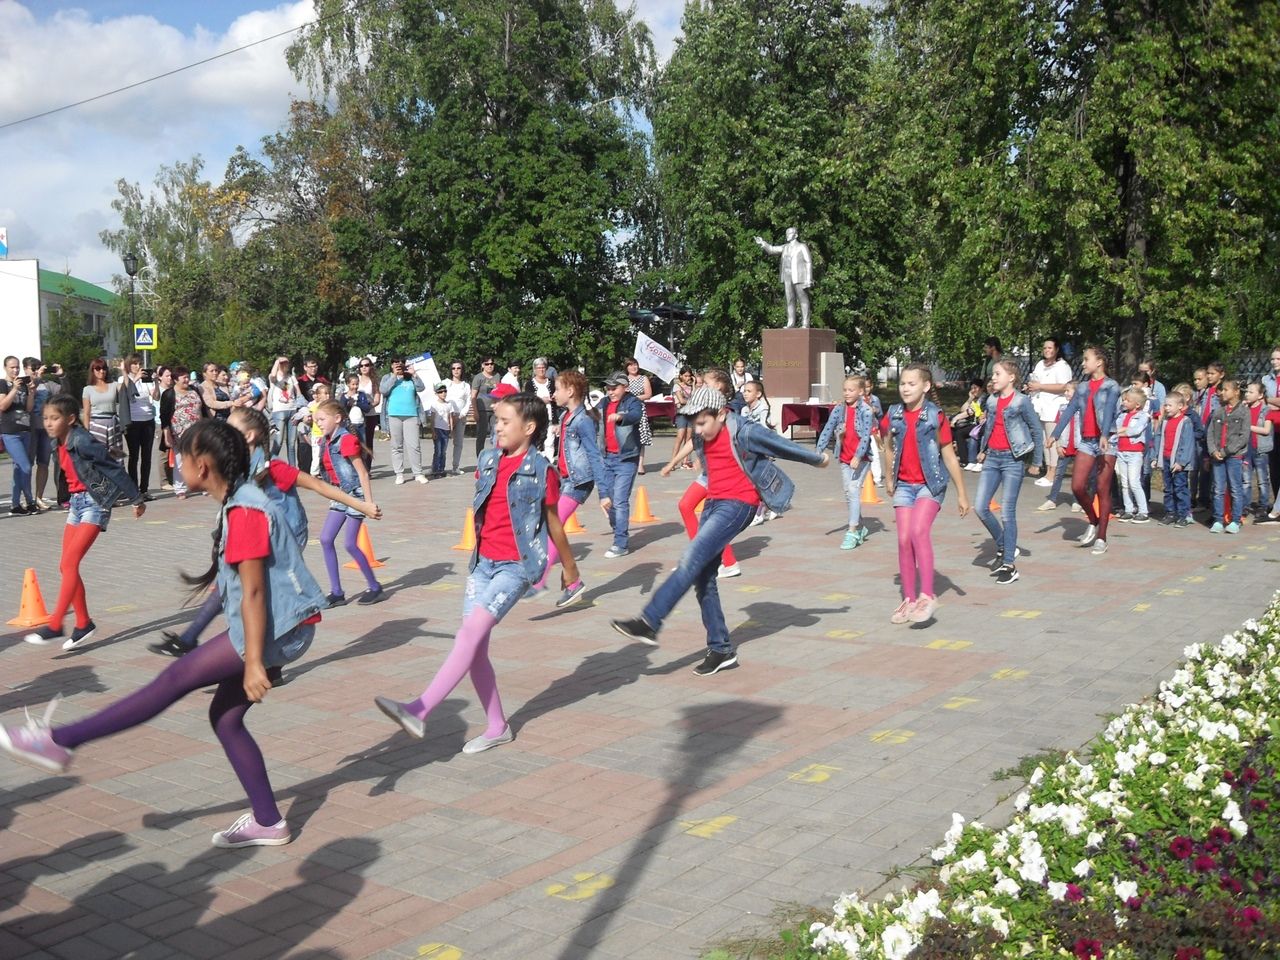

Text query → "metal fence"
[923,348,1277,387]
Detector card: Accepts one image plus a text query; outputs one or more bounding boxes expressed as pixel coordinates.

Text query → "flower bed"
[804,596,1280,959]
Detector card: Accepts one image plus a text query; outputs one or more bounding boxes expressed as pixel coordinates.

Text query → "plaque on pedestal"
[761,328,837,400]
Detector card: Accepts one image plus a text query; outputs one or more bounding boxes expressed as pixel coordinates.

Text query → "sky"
[0,0,685,294]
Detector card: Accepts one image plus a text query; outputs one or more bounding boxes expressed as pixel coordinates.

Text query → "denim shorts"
[1076,437,1102,458]
[327,488,366,519]
[892,481,945,508]
[564,481,594,505]
[67,491,111,531]
[465,556,531,622]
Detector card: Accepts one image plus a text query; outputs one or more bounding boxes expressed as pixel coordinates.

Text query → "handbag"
[116,379,134,430]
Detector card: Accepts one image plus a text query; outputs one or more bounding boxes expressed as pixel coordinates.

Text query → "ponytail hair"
[494,392,550,450]
[994,358,1021,387]
[702,367,735,401]
[228,406,271,452]
[316,399,372,459]
[177,419,251,596]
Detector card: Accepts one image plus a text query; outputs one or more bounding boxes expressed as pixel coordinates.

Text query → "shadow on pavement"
[0,665,108,715]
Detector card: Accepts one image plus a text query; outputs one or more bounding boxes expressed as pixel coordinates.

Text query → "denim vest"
[816,401,874,463]
[1052,378,1119,443]
[471,448,551,582]
[323,426,362,495]
[560,406,607,490]
[62,425,142,509]
[1152,415,1196,470]
[1111,408,1150,453]
[250,448,309,549]
[215,481,326,667]
[598,393,643,461]
[716,413,825,514]
[1252,405,1275,455]
[979,392,1044,465]
[888,401,948,496]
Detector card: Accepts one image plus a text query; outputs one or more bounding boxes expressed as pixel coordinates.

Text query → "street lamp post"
[123,252,139,364]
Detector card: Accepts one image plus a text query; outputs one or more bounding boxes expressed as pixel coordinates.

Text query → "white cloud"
[630,0,685,64]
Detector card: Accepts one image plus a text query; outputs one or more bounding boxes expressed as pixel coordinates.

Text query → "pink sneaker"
[211,813,292,848]
[0,700,73,774]
[890,599,915,624]
[910,594,939,622]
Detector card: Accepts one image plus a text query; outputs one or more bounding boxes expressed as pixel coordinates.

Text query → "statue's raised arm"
[755,227,812,328]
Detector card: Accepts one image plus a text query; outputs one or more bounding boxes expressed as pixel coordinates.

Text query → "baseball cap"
[604,370,630,387]
[435,382,448,392]
[679,386,726,417]
[490,383,519,400]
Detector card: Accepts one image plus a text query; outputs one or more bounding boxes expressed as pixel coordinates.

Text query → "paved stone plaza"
[2,442,1276,959]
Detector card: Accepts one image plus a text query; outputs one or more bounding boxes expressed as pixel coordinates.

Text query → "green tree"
[42,281,103,397]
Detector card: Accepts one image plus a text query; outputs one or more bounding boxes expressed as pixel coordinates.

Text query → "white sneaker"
[749,513,766,526]
[1036,499,1057,512]
[1071,502,1084,513]
[462,726,515,754]
[604,547,629,559]
[414,474,429,484]
[1034,477,1052,487]
[1091,539,1109,556]
[1076,525,1098,547]
[394,475,406,485]
[717,563,742,578]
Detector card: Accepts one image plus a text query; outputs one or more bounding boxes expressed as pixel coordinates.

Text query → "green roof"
[38,269,118,306]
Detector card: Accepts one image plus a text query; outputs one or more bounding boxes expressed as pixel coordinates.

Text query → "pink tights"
[895,500,942,601]
[405,608,507,737]
[536,494,581,589]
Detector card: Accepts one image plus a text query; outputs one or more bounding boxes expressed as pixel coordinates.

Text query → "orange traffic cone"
[694,501,704,515]
[344,524,386,569]
[630,486,659,524]
[860,472,883,505]
[563,511,586,534]
[8,568,51,628]
[1224,488,1232,524]
[452,507,477,551]
[989,499,1001,512]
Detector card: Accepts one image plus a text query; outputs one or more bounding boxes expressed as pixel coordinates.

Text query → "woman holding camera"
[1,355,36,515]
[380,357,427,484]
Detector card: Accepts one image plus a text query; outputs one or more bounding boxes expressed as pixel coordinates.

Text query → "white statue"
[754,227,812,328]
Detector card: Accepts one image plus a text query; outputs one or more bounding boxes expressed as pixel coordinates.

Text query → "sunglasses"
[360,363,372,368]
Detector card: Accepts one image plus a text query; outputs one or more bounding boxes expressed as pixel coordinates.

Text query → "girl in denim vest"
[2,419,327,849]
[375,394,579,754]
[529,370,602,606]
[314,400,384,606]
[879,363,970,624]
[149,407,382,658]
[661,368,745,578]
[22,395,146,651]
[974,360,1044,584]
[817,374,877,549]
[1048,345,1120,555]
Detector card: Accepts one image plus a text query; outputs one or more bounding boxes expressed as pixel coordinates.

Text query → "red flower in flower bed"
[1169,837,1194,860]
[1175,949,1204,960]
[1223,769,1237,784]
[1241,767,1259,786]
[1220,874,1243,895]
[1073,938,1104,959]
[1238,906,1263,929]
[1250,798,1268,811]
[1207,826,1232,845]
[1065,883,1084,902]
[1192,854,1216,873]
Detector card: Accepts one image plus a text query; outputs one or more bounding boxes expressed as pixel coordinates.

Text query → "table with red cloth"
[644,400,678,423]
[780,402,834,435]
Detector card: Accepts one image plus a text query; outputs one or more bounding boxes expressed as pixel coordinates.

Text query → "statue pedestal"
[762,328,838,401]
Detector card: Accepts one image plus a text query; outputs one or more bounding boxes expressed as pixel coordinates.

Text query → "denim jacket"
[887,401,949,496]
[978,392,1044,466]
[560,406,607,491]
[1052,377,1120,443]
[471,447,551,582]
[323,426,362,495]
[704,412,826,514]
[1208,404,1251,459]
[215,481,326,667]
[816,400,874,464]
[1110,407,1151,453]
[598,393,643,461]
[250,448,309,549]
[61,425,142,509]
[1151,414,1196,470]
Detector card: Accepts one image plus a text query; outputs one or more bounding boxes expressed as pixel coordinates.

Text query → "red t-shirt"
[987,394,1014,450]
[58,445,86,494]
[478,454,561,562]
[839,403,862,465]
[224,506,271,565]
[703,427,760,506]
[267,459,300,493]
[1163,413,1184,460]
[558,409,574,477]
[322,433,362,485]
[880,409,952,485]
[604,401,619,453]
[1082,378,1103,438]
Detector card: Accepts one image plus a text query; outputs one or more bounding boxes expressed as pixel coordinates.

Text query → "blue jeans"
[641,498,756,654]
[2,433,33,508]
[1212,456,1245,523]
[974,449,1025,559]
[839,458,871,528]
[1245,447,1272,514]
[1162,465,1190,519]
[432,428,449,476]
[1048,454,1073,502]
[601,454,639,550]
[271,411,298,466]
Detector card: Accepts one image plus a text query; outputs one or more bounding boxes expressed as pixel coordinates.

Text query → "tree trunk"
[1116,149,1148,377]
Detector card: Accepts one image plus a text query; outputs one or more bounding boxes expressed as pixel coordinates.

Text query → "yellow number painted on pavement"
[1132,603,1151,612]
[736,584,767,593]
[825,629,862,639]
[1000,610,1041,619]
[546,872,614,901]
[824,592,853,601]
[1183,575,1205,583]
[943,696,979,710]
[870,729,915,745]
[418,946,463,960]
[925,639,972,650]
[991,668,1030,681]
[1159,588,1183,596]
[680,815,738,838]
[788,763,841,784]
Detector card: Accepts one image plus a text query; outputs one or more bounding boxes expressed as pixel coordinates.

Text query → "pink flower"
[1175,949,1204,960]
[1126,896,1144,910]
[1169,837,1194,860]
[1220,875,1243,895]
[1239,906,1263,928]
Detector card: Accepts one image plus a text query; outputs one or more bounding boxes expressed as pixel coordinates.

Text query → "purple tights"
[320,511,379,596]
[52,632,282,826]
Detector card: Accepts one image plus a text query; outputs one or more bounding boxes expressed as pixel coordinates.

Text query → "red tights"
[678,483,737,567]
[1071,452,1116,540]
[49,522,101,631]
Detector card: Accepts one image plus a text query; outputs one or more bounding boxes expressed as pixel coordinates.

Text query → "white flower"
[1116,751,1137,775]
[1014,791,1031,812]
[1114,879,1139,901]
[881,923,914,960]
[894,888,942,927]
[1048,881,1068,900]
[1086,831,1105,849]
[1073,858,1092,878]
[1183,772,1205,791]
[1149,751,1167,765]
[1213,782,1232,799]
[1029,766,1045,786]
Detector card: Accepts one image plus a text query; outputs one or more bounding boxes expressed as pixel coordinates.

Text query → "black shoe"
[63,621,97,651]
[326,593,348,608]
[149,631,195,657]
[994,564,1019,585]
[1159,515,1176,525]
[356,588,385,606]
[1131,514,1150,524]
[9,503,29,516]
[610,617,658,646]
[1176,517,1192,527]
[142,493,156,502]
[24,625,66,646]
[693,650,738,676]
[1117,512,1134,523]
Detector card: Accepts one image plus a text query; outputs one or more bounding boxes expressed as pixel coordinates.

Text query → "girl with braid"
[1,419,327,848]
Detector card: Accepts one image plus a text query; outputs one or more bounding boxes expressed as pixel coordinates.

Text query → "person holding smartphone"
[380,357,427,484]
[1,355,36,514]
